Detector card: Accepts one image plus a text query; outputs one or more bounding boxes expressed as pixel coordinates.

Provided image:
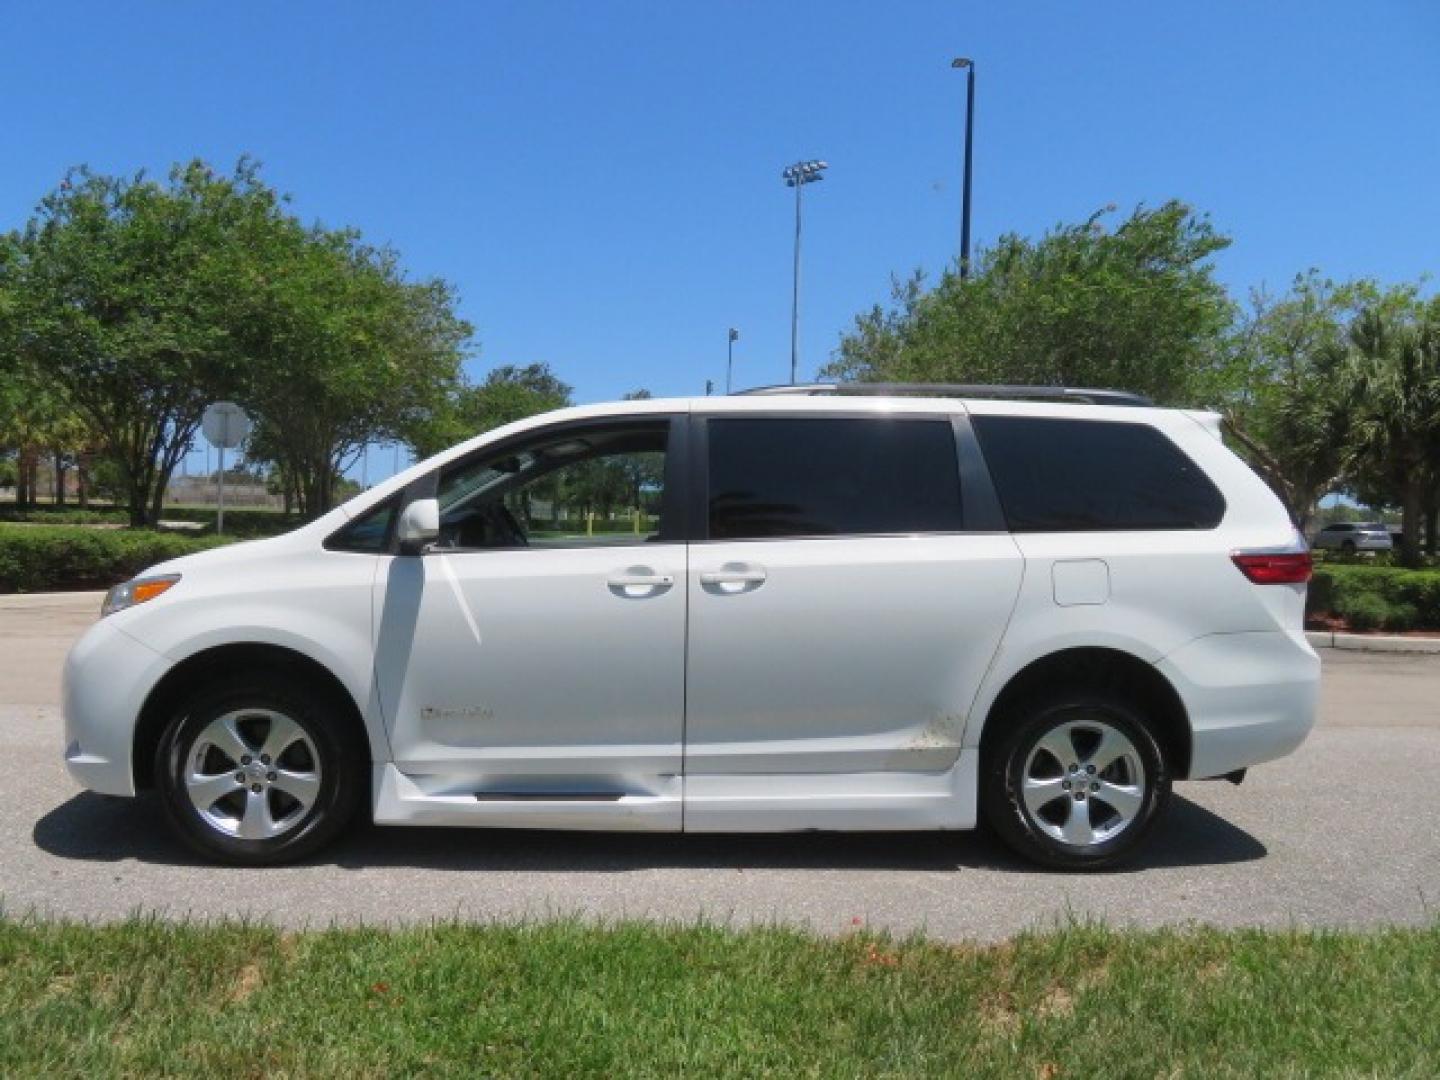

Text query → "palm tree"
[1345,304,1440,567]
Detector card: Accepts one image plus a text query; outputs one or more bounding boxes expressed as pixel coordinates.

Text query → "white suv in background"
[1311,521,1393,554]
[63,385,1319,870]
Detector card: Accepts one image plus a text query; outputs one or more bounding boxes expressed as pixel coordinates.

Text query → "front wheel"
[155,676,364,865]
[981,694,1171,870]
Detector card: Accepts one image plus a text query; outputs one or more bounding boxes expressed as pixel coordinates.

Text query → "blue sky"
[4,1,1437,479]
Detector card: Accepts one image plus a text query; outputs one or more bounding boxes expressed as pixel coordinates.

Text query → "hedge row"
[0,525,231,593]
[0,504,304,538]
[1308,565,1440,632]
[158,506,307,537]
[1312,548,1440,570]
[0,506,130,526]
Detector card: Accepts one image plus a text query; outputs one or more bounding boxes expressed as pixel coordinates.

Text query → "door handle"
[607,573,674,588]
[699,568,767,586]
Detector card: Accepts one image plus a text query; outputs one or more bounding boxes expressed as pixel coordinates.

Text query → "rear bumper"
[62,617,173,797]
[1158,630,1320,779]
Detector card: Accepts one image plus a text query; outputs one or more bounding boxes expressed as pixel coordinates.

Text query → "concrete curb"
[1307,630,1440,654]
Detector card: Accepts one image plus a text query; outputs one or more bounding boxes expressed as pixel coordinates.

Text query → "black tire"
[980,692,1171,871]
[1341,539,1357,554]
[154,674,365,866]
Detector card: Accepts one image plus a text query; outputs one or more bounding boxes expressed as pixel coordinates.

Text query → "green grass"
[1,918,1436,1077]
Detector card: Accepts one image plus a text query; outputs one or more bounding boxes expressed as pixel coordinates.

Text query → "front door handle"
[608,573,675,588]
[608,568,675,598]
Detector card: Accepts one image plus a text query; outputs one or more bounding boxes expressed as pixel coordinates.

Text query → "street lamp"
[782,159,827,384]
[951,58,976,278]
[726,327,740,393]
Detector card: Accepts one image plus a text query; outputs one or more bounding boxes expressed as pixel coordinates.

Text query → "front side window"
[436,422,670,549]
[972,415,1226,532]
[707,417,962,540]
[327,497,396,552]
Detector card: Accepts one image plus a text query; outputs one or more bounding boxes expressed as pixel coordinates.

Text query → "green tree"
[1344,295,1440,567]
[616,388,662,512]
[234,225,471,515]
[2,159,472,522]
[0,351,100,509]
[1,162,278,524]
[1219,274,1377,528]
[407,363,572,459]
[825,202,1234,405]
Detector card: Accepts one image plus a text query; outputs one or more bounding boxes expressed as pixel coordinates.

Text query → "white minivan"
[63,385,1320,869]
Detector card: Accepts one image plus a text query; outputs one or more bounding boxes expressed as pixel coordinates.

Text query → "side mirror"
[396,497,440,554]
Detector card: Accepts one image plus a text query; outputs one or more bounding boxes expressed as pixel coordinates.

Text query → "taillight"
[1231,551,1313,585]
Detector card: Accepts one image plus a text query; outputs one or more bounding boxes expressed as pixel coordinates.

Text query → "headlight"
[101,574,181,617]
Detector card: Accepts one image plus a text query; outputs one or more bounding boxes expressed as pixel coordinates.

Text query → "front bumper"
[1157,630,1321,779]
[62,616,174,796]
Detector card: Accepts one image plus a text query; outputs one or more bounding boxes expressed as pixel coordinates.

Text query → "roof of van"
[732,383,1154,406]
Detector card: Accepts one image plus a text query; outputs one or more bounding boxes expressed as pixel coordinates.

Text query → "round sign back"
[201,402,252,449]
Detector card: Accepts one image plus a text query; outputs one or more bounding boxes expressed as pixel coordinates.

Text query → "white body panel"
[1158,630,1319,778]
[61,393,1321,837]
[682,534,1021,829]
[683,753,980,832]
[370,545,687,828]
[63,616,173,796]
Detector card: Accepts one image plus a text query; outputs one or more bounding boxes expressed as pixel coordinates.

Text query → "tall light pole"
[951,57,976,277]
[726,327,739,393]
[782,159,827,383]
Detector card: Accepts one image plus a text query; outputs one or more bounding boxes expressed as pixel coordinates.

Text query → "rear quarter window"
[972,415,1225,532]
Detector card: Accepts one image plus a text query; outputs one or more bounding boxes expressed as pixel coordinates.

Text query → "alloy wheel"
[1020,718,1147,847]
[184,708,323,841]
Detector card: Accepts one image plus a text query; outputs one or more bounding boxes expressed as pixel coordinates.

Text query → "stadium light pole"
[726,327,739,393]
[951,57,976,278]
[782,159,827,383]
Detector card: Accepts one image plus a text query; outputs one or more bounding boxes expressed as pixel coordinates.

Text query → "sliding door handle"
[699,568,767,586]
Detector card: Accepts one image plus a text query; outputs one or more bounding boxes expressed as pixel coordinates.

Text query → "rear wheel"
[981,693,1171,870]
[1341,539,1357,554]
[155,676,364,865]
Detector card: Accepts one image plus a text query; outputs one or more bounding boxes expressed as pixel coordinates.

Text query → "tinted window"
[707,418,962,540]
[972,416,1225,532]
[328,498,396,552]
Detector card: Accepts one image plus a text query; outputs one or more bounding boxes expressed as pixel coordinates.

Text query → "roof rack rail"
[734,382,1153,406]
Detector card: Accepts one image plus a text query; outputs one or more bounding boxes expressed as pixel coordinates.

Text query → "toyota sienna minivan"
[63,384,1320,869]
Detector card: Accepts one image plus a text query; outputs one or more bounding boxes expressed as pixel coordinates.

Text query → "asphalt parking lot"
[2,592,1437,941]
